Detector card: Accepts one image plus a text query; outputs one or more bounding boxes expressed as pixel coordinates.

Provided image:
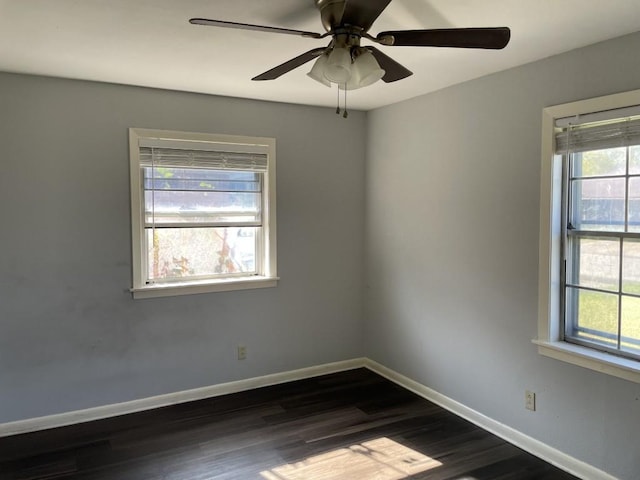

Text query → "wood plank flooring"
[0,369,579,480]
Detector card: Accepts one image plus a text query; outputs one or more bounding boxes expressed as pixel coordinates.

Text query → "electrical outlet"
[237,345,247,360]
[525,390,536,411]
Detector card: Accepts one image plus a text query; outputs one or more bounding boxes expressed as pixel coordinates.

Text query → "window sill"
[131,276,278,299]
[533,339,640,384]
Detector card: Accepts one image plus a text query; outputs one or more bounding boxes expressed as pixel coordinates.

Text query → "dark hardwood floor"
[0,369,578,480]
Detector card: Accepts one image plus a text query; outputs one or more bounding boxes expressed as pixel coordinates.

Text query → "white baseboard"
[0,357,617,480]
[0,358,367,438]
[364,359,618,480]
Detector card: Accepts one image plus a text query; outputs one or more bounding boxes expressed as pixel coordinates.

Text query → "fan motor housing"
[316,0,347,32]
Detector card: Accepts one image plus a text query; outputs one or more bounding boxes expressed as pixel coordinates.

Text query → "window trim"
[129,128,277,299]
[537,89,640,384]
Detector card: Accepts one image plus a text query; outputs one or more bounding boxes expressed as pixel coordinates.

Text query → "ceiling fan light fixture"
[323,47,352,84]
[307,54,332,87]
[352,50,385,88]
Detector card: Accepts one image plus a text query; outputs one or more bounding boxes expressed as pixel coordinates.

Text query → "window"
[538,89,640,383]
[129,128,277,298]
[563,125,640,359]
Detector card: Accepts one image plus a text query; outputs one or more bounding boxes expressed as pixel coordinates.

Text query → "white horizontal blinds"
[142,145,264,229]
[555,115,640,154]
[139,147,268,172]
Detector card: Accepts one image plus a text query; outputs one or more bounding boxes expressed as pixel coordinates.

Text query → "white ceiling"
[1,0,639,111]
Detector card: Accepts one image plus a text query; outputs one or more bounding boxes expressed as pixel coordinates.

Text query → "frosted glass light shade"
[324,47,352,84]
[307,54,331,87]
[353,50,385,88]
[338,67,363,90]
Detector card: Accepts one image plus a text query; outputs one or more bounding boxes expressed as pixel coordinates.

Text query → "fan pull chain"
[343,86,348,118]
[334,84,348,119]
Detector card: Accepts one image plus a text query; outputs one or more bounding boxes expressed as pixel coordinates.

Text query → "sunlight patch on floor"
[260,437,442,480]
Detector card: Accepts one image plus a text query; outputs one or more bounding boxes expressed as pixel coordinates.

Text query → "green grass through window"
[576,290,640,353]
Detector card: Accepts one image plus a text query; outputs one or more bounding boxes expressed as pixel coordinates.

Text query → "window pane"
[144,190,260,225]
[572,148,626,177]
[629,145,640,174]
[565,287,619,349]
[621,296,640,356]
[628,178,640,232]
[568,237,619,291]
[146,227,257,281]
[570,178,625,231]
[622,239,640,294]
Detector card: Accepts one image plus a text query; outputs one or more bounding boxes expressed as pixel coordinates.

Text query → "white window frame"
[537,89,640,384]
[129,128,277,299]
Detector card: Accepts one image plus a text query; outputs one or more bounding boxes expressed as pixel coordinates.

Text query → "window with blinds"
[556,111,640,360]
[129,129,277,298]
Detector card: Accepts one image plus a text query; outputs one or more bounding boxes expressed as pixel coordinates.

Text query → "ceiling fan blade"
[341,0,392,32]
[189,18,323,39]
[376,27,511,49]
[252,47,327,81]
[366,47,412,83]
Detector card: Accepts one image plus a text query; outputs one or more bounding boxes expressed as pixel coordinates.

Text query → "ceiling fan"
[190,0,510,91]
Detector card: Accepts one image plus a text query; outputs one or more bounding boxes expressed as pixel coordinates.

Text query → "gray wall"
[0,73,366,422]
[365,32,640,480]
